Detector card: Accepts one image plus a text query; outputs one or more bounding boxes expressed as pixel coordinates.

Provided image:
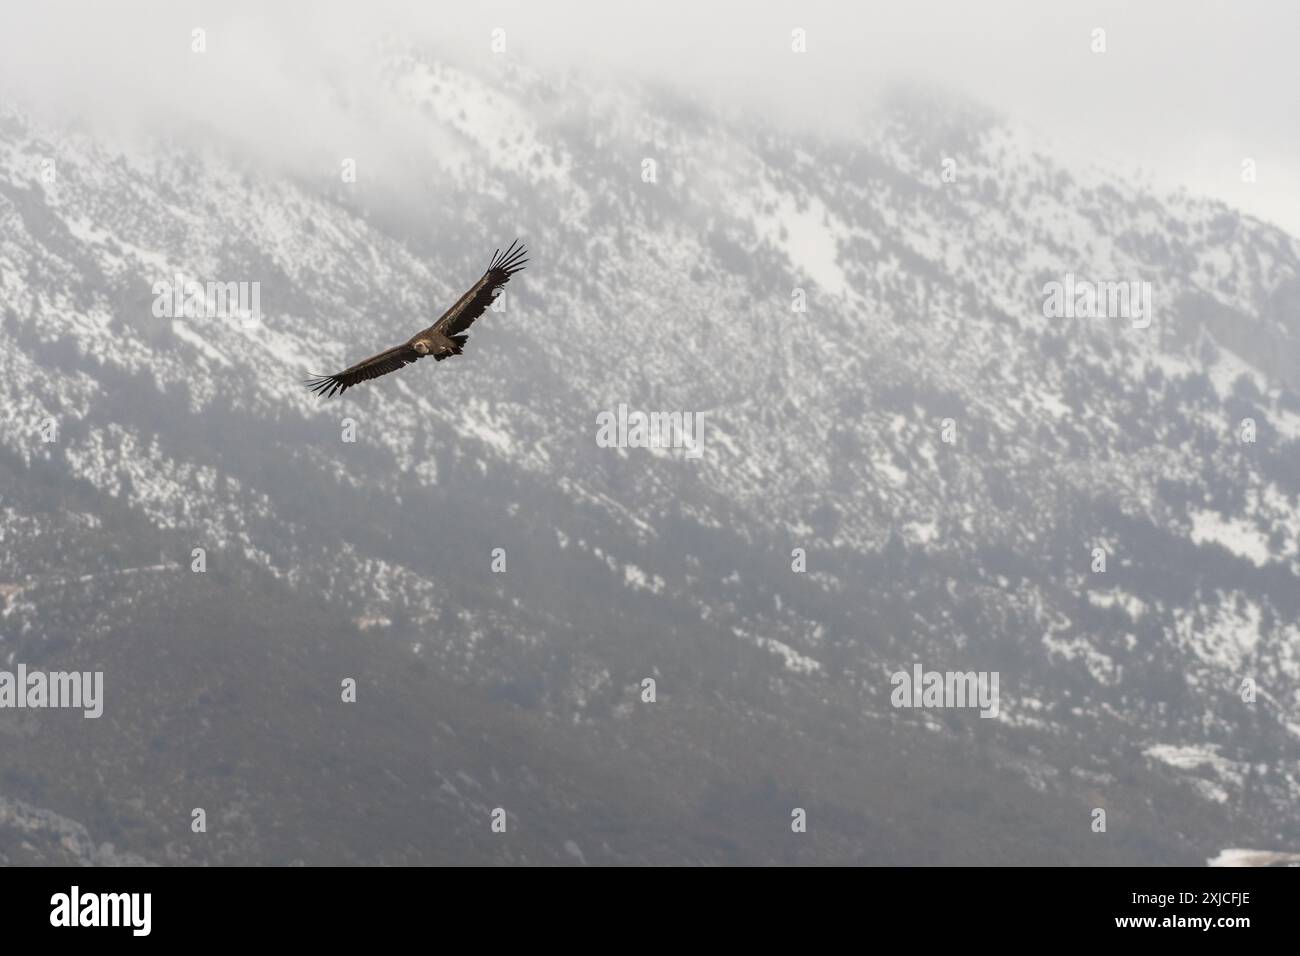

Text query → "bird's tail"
[434,334,469,362]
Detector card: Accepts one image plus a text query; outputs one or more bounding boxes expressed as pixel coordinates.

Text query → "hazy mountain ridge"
[1,47,1297,863]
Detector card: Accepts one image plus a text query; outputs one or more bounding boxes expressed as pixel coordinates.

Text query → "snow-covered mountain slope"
[1,47,1297,863]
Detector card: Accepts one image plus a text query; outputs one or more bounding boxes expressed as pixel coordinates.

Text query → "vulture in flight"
[305,239,528,398]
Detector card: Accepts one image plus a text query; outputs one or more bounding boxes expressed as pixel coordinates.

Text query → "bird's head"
[413,341,430,355]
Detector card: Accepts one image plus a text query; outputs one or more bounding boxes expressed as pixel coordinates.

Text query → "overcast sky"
[2,0,1298,234]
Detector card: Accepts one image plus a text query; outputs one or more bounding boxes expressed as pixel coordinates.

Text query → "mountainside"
[1,46,1298,864]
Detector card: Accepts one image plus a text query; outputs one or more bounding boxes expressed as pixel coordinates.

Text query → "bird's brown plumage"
[305,240,527,398]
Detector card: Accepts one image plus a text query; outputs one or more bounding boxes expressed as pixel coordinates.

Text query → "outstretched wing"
[304,344,422,398]
[421,239,528,340]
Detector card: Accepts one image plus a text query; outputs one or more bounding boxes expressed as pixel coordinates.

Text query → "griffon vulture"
[305,239,527,398]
